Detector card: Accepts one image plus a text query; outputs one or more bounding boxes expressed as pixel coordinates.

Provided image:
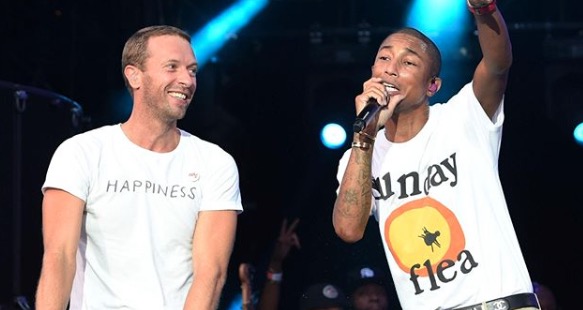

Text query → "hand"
[239,263,255,285]
[239,263,255,309]
[269,218,301,269]
[355,77,402,132]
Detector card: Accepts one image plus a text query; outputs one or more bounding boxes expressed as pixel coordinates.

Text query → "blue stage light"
[192,0,268,70]
[573,122,583,146]
[321,123,347,150]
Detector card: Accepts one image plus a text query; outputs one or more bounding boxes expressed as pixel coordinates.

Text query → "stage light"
[573,123,583,146]
[192,0,268,70]
[111,0,268,121]
[405,0,471,102]
[405,0,469,44]
[321,123,347,150]
[227,293,243,310]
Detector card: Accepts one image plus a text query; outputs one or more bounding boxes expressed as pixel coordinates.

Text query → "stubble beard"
[143,84,190,122]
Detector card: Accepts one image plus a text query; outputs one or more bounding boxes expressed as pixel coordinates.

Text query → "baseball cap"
[346,265,387,294]
[299,282,348,310]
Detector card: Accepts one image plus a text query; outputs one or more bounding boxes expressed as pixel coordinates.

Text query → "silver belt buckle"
[487,299,509,310]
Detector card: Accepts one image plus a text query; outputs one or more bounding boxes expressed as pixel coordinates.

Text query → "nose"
[177,77,196,99]
[178,68,195,86]
[178,77,196,95]
[384,62,398,77]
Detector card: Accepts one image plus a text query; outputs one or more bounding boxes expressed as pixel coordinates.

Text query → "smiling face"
[135,34,197,122]
[372,29,441,112]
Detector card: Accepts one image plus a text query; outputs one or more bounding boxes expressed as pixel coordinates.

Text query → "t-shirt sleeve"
[42,137,90,202]
[451,82,505,157]
[200,150,243,213]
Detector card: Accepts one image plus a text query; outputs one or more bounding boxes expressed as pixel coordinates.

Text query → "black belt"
[451,293,539,310]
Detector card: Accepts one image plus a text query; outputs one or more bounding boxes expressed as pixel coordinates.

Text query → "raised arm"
[257,218,300,310]
[469,0,513,119]
[184,210,238,310]
[35,189,85,310]
[239,263,255,310]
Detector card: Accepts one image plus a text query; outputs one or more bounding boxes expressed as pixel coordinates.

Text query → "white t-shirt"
[336,83,532,309]
[42,124,243,310]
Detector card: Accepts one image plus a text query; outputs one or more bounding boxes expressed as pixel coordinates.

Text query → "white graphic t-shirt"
[42,124,243,309]
[336,83,532,309]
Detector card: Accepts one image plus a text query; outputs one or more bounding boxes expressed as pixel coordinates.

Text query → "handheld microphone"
[353,98,381,133]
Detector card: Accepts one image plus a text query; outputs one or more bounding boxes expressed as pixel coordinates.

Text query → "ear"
[427,76,442,97]
[124,65,141,89]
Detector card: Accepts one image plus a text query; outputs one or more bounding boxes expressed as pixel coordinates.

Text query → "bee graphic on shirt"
[419,227,441,252]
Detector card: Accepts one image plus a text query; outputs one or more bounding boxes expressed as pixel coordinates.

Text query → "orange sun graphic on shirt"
[384,196,465,276]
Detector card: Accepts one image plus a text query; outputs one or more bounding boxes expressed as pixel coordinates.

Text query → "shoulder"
[437,82,476,107]
[68,124,119,142]
[56,124,119,152]
[179,130,237,163]
[429,82,480,116]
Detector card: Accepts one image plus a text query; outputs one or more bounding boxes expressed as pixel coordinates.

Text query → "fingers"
[291,234,301,249]
[276,218,301,252]
[275,217,301,250]
[239,263,249,278]
[360,77,389,107]
[285,218,300,234]
[279,218,288,236]
[280,218,300,236]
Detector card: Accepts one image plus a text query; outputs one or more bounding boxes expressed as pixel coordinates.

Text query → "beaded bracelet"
[467,0,497,15]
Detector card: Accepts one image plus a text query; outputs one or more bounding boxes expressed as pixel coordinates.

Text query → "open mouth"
[169,91,187,100]
[383,82,399,94]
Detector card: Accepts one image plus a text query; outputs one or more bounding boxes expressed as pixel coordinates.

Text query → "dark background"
[1,0,582,309]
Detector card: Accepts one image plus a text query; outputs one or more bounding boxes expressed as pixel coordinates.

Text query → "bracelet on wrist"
[351,141,372,151]
[358,130,376,142]
[266,271,283,282]
[467,0,497,15]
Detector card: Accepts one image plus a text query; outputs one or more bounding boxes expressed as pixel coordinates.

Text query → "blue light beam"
[192,0,268,70]
[405,0,472,102]
[405,0,469,60]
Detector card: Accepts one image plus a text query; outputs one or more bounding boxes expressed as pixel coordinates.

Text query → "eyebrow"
[379,45,422,58]
[162,59,198,68]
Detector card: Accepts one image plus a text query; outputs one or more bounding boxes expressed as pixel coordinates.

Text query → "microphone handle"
[353,99,381,133]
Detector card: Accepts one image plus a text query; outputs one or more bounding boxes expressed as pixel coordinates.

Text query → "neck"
[385,105,429,143]
[120,120,180,153]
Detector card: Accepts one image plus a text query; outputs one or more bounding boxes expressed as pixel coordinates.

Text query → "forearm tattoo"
[338,149,373,218]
